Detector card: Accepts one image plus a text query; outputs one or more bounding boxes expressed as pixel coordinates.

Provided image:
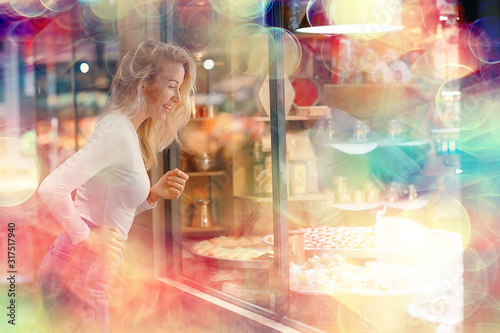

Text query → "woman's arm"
[134,197,157,216]
[133,169,187,216]
[38,117,127,244]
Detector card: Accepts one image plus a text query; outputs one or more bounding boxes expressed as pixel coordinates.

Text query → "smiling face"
[143,61,186,122]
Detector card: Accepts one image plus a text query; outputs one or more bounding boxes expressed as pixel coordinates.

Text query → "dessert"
[266,226,461,251]
[290,254,423,292]
[267,226,377,250]
[191,235,272,260]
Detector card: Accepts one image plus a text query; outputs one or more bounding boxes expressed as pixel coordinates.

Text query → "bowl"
[194,152,216,171]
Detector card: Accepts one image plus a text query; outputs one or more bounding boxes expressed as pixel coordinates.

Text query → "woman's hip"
[38,231,123,301]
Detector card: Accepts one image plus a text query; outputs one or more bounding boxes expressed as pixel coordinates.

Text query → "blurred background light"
[203,58,215,70]
[80,62,90,73]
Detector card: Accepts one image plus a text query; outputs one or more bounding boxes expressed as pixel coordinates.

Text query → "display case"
[153,1,497,332]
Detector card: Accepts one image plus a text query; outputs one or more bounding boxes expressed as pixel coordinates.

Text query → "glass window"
[158,1,484,332]
[162,0,290,318]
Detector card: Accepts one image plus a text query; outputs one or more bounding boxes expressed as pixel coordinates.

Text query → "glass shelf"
[328,195,430,211]
[316,140,430,155]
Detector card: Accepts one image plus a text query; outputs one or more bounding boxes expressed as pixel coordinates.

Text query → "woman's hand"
[149,168,189,202]
[81,225,125,262]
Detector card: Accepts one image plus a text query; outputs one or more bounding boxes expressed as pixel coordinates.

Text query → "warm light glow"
[0,136,41,207]
[441,90,461,96]
[203,59,215,70]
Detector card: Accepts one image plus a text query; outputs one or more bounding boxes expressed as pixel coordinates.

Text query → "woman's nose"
[172,91,181,103]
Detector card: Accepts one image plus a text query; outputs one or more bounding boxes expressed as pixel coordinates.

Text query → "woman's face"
[144,61,185,121]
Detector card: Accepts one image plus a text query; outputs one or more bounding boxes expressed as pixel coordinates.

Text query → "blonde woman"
[37,40,196,332]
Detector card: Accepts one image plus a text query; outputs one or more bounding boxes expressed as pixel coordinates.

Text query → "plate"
[189,246,270,269]
[407,298,463,325]
[258,75,295,116]
[290,287,426,296]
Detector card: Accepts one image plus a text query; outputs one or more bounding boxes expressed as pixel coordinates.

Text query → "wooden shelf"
[187,171,228,177]
[234,193,329,203]
[189,117,217,122]
[250,115,329,122]
[324,83,412,89]
[182,226,230,239]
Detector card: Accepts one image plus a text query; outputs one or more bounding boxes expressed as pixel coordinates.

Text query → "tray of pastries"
[289,253,456,295]
[190,235,272,269]
[262,225,463,259]
[290,254,422,295]
[289,252,463,332]
[263,226,378,258]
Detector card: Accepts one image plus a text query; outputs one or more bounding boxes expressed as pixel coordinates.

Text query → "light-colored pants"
[38,222,123,333]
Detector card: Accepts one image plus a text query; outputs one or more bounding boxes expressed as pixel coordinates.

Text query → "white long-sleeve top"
[38,114,155,244]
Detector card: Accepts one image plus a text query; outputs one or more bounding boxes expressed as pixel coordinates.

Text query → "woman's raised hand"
[149,168,189,201]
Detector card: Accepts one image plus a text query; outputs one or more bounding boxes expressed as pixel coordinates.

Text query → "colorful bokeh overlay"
[0,0,498,332]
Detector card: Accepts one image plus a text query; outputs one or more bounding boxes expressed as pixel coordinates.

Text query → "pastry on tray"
[267,226,376,250]
[191,236,272,260]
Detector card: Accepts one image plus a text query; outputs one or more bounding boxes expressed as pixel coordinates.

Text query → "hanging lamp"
[295,0,404,36]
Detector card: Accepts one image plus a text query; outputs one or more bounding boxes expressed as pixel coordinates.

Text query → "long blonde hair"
[104,40,196,170]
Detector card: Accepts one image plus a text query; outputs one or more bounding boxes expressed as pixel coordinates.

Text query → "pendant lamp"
[295,0,404,36]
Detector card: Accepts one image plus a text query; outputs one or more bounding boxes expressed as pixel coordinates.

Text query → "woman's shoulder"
[99,113,132,126]
[91,113,135,142]
[95,114,134,133]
